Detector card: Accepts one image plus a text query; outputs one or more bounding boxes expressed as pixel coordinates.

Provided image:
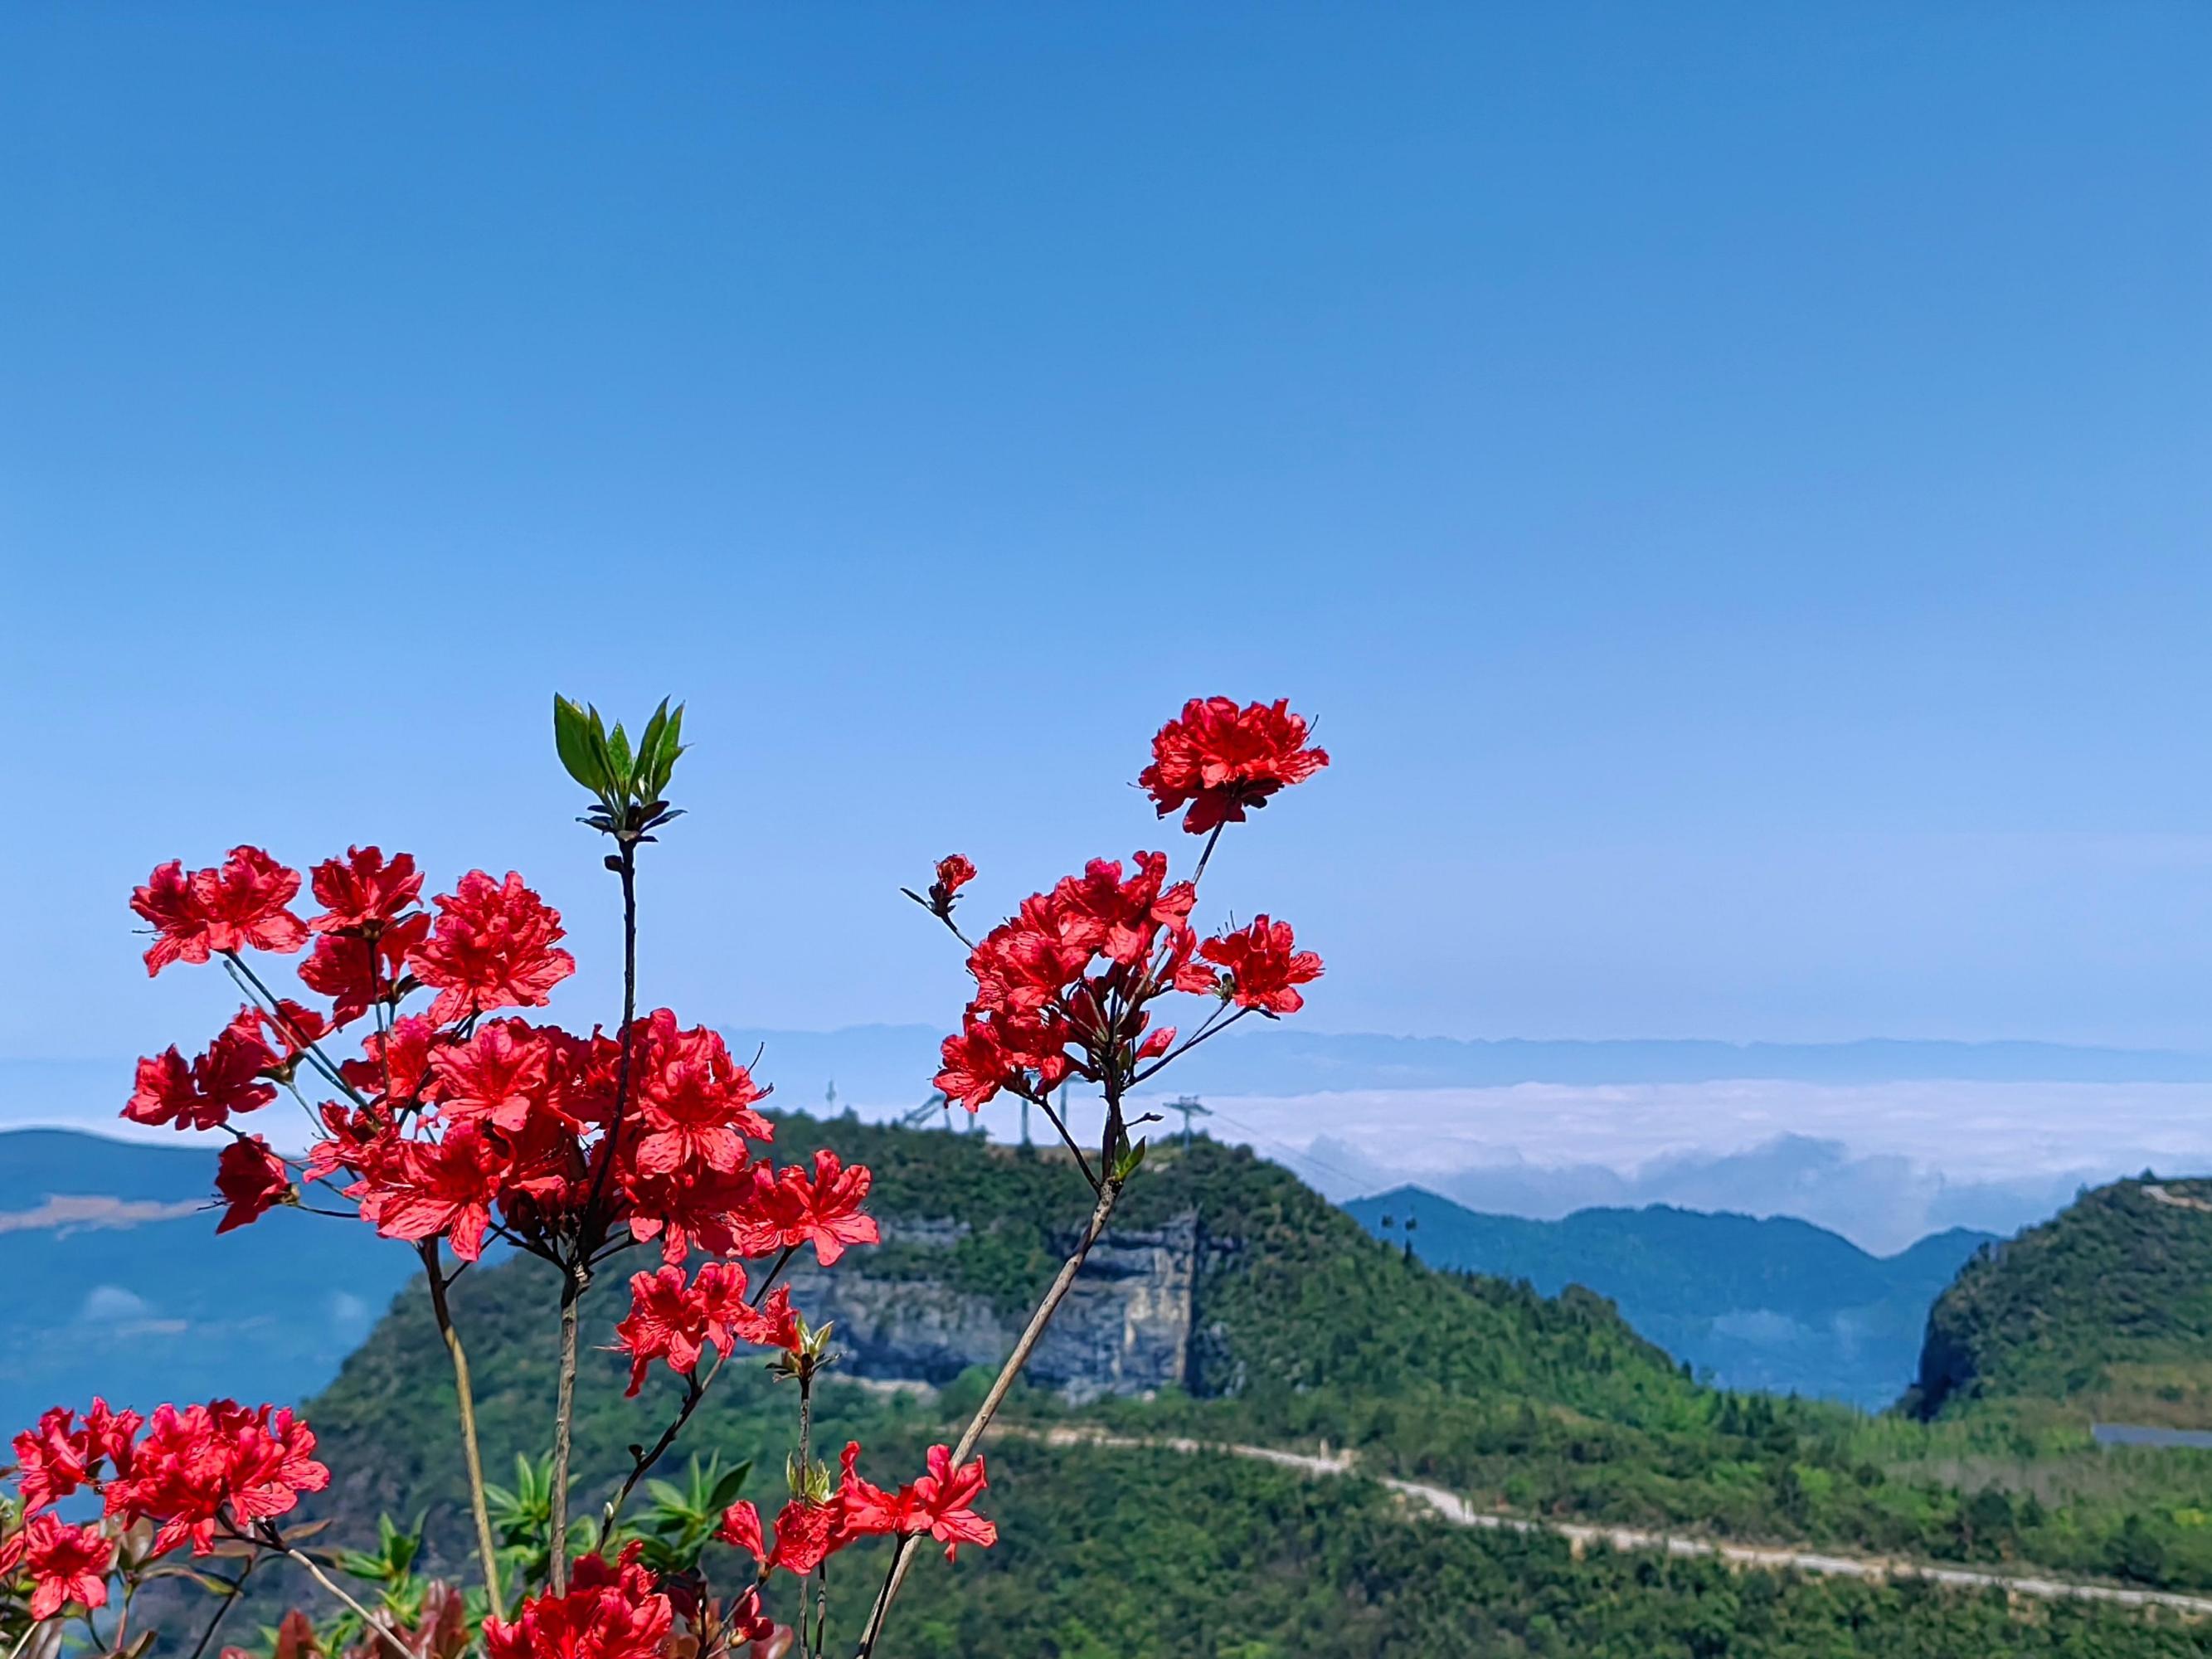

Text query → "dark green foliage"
[1906,1176,2212,1423]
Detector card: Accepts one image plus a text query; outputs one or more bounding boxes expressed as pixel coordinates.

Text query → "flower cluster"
[932,698,1327,1112]
[124,848,878,1283]
[613,1262,798,1396]
[484,1545,671,1659]
[2,1396,328,1621]
[715,1441,995,1580]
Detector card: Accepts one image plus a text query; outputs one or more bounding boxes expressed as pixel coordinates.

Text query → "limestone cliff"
[781,1214,1202,1403]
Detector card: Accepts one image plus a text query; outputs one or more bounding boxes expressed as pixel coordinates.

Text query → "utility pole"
[1169,1094,1213,1150]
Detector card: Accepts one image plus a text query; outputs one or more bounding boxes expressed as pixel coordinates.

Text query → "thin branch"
[1027,1088,1099,1190]
[548,1260,587,1594]
[557,839,640,1591]
[221,953,372,1109]
[277,1545,411,1659]
[182,1557,256,1659]
[1133,1005,1252,1085]
[600,1246,799,1535]
[1189,822,1228,887]
[900,888,975,951]
[854,1165,1129,1655]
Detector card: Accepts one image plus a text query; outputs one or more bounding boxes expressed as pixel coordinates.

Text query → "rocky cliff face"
[781,1214,1201,1404]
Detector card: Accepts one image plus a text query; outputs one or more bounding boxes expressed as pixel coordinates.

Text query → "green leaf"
[553,696,607,793]
[607,721,634,788]
[637,699,670,791]
[584,706,618,800]
[707,1459,751,1512]
[649,700,687,795]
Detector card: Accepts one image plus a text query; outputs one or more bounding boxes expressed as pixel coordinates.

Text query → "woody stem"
[853,1155,1129,1656]
[548,1258,588,1593]
[421,1240,504,1619]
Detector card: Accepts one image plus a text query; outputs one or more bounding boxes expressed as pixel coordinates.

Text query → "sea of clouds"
[13,1048,2212,1254]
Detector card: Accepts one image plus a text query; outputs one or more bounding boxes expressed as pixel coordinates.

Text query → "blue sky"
[4,4,2210,1068]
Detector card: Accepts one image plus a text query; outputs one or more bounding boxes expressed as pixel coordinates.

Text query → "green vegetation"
[1905,1176,2212,1427]
[186,1120,2212,1653]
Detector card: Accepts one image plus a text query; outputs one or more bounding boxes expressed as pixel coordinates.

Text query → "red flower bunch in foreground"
[2,1394,328,1621]
[484,1545,672,1659]
[614,1262,797,1395]
[123,839,880,1287]
[716,1440,995,1580]
[74,693,1330,1657]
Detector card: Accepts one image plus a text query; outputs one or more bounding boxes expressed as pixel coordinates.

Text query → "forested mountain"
[1906,1175,2212,1426]
[148,1116,2205,1654]
[1345,1186,1991,1406]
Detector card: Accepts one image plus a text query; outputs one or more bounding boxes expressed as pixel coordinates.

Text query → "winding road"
[1005,1426,2212,1618]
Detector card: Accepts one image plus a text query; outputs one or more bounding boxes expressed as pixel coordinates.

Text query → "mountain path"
[997,1425,2212,1618]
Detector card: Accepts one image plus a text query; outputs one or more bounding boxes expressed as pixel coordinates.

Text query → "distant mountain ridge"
[1346,1185,1993,1407]
[714,1025,2212,1104]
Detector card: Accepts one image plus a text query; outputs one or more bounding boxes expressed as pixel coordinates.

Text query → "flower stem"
[420,1240,504,1620]
[557,838,640,1588]
[547,1258,587,1593]
[182,1557,256,1659]
[279,1544,412,1659]
[853,1164,1129,1656]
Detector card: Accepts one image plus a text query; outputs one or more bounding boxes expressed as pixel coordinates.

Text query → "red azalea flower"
[16,1412,86,1512]
[124,1015,285,1133]
[483,1547,671,1659]
[103,1400,328,1558]
[1195,915,1323,1014]
[726,1590,777,1652]
[0,1513,114,1619]
[200,848,310,956]
[630,1012,771,1176]
[612,1261,753,1397]
[408,871,575,1026]
[214,1136,292,1233]
[192,1015,283,1122]
[621,1159,758,1265]
[427,1021,556,1136]
[934,1018,1015,1112]
[764,1499,838,1578]
[124,1048,207,1131]
[926,854,976,915]
[346,1125,505,1260]
[247,998,332,1063]
[833,1442,901,1540]
[714,1499,765,1561]
[301,913,426,1027]
[340,1014,440,1108]
[307,846,423,932]
[130,860,212,976]
[735,1150,879,1266]
[1139,697,1329,834]
[902,1443,998,1561]
[304,1101,388,1183]
[731,1284,800,1354]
